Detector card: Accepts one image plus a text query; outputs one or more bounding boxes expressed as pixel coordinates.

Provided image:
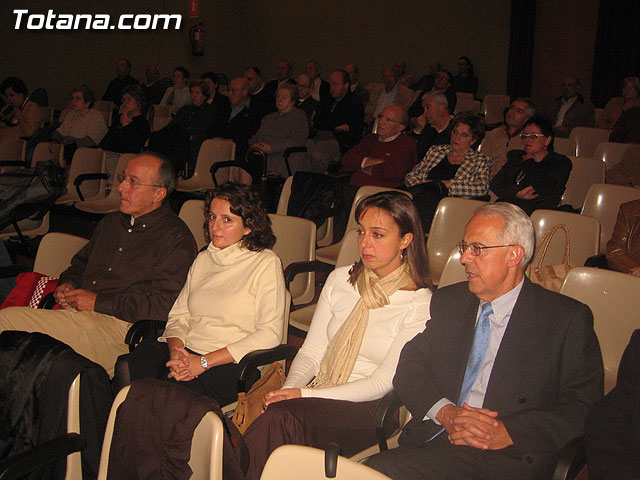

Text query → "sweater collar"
[206,241,255,266]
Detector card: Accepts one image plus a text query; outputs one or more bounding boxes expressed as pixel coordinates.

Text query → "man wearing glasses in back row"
[0,154,197,376]
[367,202,603,480]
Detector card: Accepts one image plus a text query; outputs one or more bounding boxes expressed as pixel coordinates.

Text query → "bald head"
[377,104,407,140]
[229,77,249,106]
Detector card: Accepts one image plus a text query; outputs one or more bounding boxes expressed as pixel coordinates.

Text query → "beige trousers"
[0,306,131,376]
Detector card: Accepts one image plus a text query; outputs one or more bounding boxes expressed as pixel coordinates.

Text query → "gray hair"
[512,97,536,118]
[424,91,448,108]
[473,202,535,268]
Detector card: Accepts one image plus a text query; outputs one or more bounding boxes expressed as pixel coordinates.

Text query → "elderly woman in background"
[405,111,490,230]
[490,116,572,215]
[248,83,309,179]
[605,198,640,277]
[0,76,42,140]
[160,67,191,114]
[99,84,150,154]
[597,77,640,131]
[243,191,431,480]
[119,183,286,404]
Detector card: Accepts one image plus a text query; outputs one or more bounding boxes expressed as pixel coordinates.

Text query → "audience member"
[244,191,432,480]
[409,69,457,119]
[249,84,309,178]
[0,154,197,375]
[547,76,595,137]
[393,59,414,88]
[451,56,479,98]
[586,329,640,480]
[264,60,296,97]
[244,66,276,120]
[160,67,191,114]
[405,112,489,230]
[99,84,150,154]
[311,69,365,172]
[143,64,171,106]
[342,104,417,187]
[306,60,330,104]
[480,98,536,176]
[366,202,603,480]
[121,183,285,405]
[219,77,263,161]
[200,71,232,135]
[609,106,640,144]
[597,76,640,130]
[0,76,42,140]
[295,73,318,135]
[102,57,138,106]
[409,92,453,160]
[490,116,572,215]
[365,67,414,126]
[605,198,640,276]
[412,61,442,92]
[345,64,370,107]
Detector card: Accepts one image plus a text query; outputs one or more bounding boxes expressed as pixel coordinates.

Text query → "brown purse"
[527,224,578,291]
[232,361,286,434]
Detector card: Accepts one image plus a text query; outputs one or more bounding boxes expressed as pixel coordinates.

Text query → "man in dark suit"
[306,60,330,104]
[264,60,296,97]
[296,74,318,137]
[219,77,263,162]
[243,66,276,121]
[367,202,603,480]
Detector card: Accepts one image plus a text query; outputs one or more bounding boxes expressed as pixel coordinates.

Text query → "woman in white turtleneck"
[124,183,286,405]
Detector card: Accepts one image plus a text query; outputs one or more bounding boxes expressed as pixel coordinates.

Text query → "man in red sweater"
[341,104,417,187]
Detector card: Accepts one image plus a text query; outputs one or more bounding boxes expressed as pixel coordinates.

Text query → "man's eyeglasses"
[117,174,162,188]
[457,241,517,256]
[520,133,546,140]
[377,114,402,124]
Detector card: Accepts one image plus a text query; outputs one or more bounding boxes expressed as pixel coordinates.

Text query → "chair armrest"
[283,146,307,177]
[324,443,340,478]
[125,319,167,351]
[584,254,608,269]
[73,173,108,202]
[373,390,404,452]
[551,436,586,480]
[236,344,298,392]
[284,260,335,290]
[210,160,250,186]
[0,433,86,480]
[0,265,29,279]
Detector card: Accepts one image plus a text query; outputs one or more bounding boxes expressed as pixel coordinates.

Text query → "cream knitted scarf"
[307,262,412,389]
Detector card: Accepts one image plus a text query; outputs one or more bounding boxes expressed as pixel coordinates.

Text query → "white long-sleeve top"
[159,242,286,362]
[284,266,431,402]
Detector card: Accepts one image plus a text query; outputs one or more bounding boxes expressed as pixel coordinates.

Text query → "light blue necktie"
[426,302,493,443]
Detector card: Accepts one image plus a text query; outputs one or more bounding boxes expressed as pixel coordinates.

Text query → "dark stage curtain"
[506,0,536,98]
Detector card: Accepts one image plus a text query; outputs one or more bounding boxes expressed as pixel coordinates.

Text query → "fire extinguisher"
[190,23,204,56]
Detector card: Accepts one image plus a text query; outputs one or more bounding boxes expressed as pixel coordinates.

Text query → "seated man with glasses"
[366,202,603,480]
[0,154,197,376]
[341,104,417,187]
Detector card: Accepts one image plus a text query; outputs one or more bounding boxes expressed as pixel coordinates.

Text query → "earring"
[400,249,405,261]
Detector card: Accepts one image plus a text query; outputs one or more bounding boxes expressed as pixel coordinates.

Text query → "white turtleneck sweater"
[159,242,286,362]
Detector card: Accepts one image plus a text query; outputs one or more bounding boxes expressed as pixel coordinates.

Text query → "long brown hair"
[348,191,432,289]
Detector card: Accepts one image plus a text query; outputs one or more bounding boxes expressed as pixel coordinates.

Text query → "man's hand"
[437,403,513,450]
[262,388,301,410]
[630,266,640,277]
[53,283,74,308]
[334,124,350,133]
[63,289,97,311]
[516,185,539,200]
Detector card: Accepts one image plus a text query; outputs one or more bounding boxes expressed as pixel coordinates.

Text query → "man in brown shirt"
[0,154,197,375]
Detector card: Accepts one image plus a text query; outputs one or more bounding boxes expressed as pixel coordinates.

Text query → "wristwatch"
[200,355,209,370]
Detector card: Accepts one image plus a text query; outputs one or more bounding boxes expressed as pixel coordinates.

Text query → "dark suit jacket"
[550,94,595,137]
[314,91,364,153]
[219,102,263,159]
[395,278,603,475]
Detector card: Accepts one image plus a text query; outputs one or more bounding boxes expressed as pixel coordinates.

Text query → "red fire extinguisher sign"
[189,0,199,18]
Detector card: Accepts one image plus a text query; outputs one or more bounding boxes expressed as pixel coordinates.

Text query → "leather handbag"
[232,361,286,434]
[527,224,577,291]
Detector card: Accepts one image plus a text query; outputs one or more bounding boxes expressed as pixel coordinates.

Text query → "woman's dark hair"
[174,67,190,80]
[190,79,210,99]
[122,84,149,115]
[348,191,432,289]
[204,183,275,251]
[458,56,474,77]
[524,115,555,149]
[71,84,95,107]
[1,77,28,96]
[452,111,486,149]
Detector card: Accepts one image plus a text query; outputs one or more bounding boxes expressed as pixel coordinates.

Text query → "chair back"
[529,209,600,267]
[56,148,106,204]
[74,153,135,214]
[175,138,236,193]
[437,248,467,288]
[581,183,640,254]
[569,127,610,158]
[593,141,640,171]
[97,385,224,480]
[553,137,577,157]
[559,156,606,209]
[560,267,640,393]
[270,213,316,305]
[179,199,207,251]
[0,137,26,167]
[39,106,54,124]
[427,197,486,285]
[32,142,65,167]
[148,104,173,132]
[454,92,475,115]
[480,94,510,125]
[33,232,89,277]
[93,100,114,127]
[261,445,392,480]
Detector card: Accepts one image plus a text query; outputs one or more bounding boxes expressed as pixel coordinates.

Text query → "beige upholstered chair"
[568,127,610,158]
[479,94,510,125]
[553,137,577,157]
[32,141,65,167]
[529,209,600,267]
[437,248,467,288]
[559,156,606,209]
[97,385,224,480]
[261,445,392,480]
[581,183,640,254]
[175,138,236,193]
[32,232,89,277]
[454,92,475,114]
[178,199,207,251]
[560,267,640,393]
[427,197,486,286]
[39,106,55,124]
[593,141,640,171]
[93,100,114,127]
[0,137,26,171]
[147,104,172,132]
[56,148,106,204]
